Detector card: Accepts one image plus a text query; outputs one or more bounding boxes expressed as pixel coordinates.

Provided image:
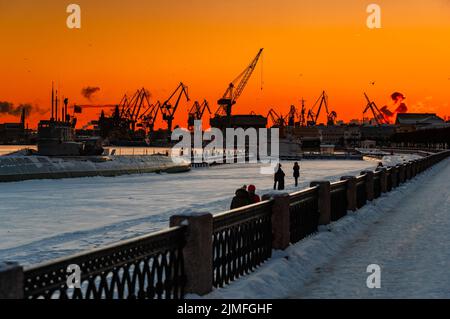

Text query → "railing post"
[262,193,290,250]
[310,181,331,225]
[398,165,406,183]
[406,162,412,180]
[410,160,416,177]
[0,262,24,299]
[361,171,374,201]
[170,212,213,296]
[390,166,398,188]
[376,168,388,193]
[340,176,357,211]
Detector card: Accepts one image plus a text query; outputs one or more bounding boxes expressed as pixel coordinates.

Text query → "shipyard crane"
[188,99,211,130]
[119,88,154,131]
[267,108,287,127]
[299,98,307,127]
[160,82,190,132]
[363,92,389,125]
[307,91,336,126]
[139,101,161,133]
[327,111,338,126]
[215,48,264,123]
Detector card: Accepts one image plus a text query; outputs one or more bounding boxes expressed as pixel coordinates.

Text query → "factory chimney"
[55,90,59,121]
[64,98,69,122]
[51,82,54,121]
[20,107,26,128]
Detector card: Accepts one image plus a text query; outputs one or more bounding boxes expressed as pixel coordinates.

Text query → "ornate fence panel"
[330,181,348,221]
[373,172,381,199]
[356,175,367,209]
[212,201,273,288]
[289,187,320,244]
[23,227,186,299]
[386,169,392,192]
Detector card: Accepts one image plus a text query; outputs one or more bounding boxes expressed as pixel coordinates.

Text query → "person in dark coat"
[247,185,260,204]
[274,164,285,190]
[293,162,300,187]
[230,187,251,210]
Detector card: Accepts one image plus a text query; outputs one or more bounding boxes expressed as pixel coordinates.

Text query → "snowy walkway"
[206,158,450,299]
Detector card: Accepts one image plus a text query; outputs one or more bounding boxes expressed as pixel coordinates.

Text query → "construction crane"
[363,92,389,125]
[160,82,190,132]
[216,48,264,123]
[267,108,287,127]
[188,99,211,130]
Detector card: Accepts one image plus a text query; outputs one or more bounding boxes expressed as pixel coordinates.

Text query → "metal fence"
[386,169,393,192]
[356,175,367,209]
[212,201,273,288]
[330,181,348,221]
[23,227,186,299]
[373,172,382,199]
[289,187,320,244]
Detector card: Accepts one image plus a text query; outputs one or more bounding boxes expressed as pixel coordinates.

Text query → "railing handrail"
[213,200,273,231]
[330,180,347,191]
[290,186,319,203]
[24,226,186,273]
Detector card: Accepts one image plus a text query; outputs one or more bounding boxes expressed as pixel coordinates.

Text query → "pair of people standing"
[274,162,301,190]
[230,184,261,210]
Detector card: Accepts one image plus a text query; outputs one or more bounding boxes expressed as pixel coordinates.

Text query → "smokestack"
[64,98,69,122]
[20,107,26,128]
[55,90,58,121]
[51,82,54,121]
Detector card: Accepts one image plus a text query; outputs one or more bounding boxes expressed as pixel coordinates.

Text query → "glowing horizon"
[1,0,449,129]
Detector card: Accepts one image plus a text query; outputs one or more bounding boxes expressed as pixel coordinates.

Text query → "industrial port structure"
[1,49,449,151]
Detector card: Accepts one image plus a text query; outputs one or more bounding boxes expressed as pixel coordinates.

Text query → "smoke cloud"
[81,86,100,100]
[0,101,46,116]
[391,92,408,113]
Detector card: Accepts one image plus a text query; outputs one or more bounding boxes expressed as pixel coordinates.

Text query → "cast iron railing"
[330,181,348,221]
[373,172,381,199]
[289,187,320,244]
[386,169,393,192]
[356,175,367,209]
[23,227,186,299]
[212,201,273,288]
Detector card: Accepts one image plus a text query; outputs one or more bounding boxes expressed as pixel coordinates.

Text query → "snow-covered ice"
[204,158,450,299]
[0,154,416,266]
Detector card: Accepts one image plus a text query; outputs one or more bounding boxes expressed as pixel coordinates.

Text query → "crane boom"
[363,92,388,125]
[216,48,264,121]
[160,82,190,132]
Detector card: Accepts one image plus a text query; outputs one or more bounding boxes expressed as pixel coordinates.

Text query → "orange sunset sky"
[0,0,449,129]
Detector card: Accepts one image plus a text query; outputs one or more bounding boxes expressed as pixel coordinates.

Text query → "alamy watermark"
[171,120,280,175]
[66,4,81,29]
[366,264,381,289]
[366,4,382,29]
[66,264,81,289]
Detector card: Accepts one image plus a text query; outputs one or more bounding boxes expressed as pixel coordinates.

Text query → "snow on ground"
[0,159,380,266]
[204,158,450,299]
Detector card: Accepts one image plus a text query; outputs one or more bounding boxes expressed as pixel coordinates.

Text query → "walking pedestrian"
[274,164,285,190]
[293,162,300,187]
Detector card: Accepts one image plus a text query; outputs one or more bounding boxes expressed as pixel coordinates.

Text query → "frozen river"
[0,156,413,266]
